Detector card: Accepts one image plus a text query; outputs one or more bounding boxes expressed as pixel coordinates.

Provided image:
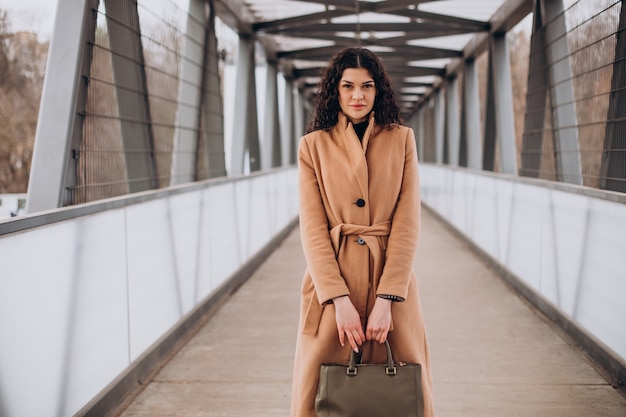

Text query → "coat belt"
[329,221,392,278]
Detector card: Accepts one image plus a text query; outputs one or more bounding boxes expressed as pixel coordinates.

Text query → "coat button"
[356,198,366,207]
[357,237,366,245]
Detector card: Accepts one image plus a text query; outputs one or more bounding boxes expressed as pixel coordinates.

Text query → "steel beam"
[483,40,497,171]
[204,0,227,178]
[231,34,261,174]
[171,0,207,185]
[520,0,549,178]
[600,0,626,192]
[463,59,483,169]
[26,0,98,213]
[434,89,446,164]
[491,33,518,175]
[263,60,282,169]
[294,87,306,143]
[446,77,461,166]
[445,0,533,78]
[282,77,296,166]
[416,109,425,161]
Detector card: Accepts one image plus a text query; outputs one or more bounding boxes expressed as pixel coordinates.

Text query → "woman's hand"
[333,296,365,353]
[366,297,392,343]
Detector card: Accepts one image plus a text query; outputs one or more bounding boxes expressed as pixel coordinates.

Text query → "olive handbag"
[315,340,424,417]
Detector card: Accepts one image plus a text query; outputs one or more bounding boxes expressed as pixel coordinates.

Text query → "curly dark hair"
[307,47,401,133]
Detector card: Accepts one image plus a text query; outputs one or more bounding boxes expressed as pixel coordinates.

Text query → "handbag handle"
[347,340,396,377]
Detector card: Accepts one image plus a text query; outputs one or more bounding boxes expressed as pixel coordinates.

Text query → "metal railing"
[0,167,298,417]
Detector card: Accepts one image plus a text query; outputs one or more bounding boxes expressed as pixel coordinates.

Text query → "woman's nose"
[353,88,363,99]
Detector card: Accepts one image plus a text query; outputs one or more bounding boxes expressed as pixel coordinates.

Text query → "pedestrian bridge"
[1,0,626,416]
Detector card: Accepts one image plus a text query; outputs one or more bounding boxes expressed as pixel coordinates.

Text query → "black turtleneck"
[353,120,369,141]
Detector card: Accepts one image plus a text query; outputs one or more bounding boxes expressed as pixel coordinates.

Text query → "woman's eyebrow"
[340,80,374,85]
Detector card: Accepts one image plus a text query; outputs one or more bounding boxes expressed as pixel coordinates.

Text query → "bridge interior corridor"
[1,0,626,415]
[115,208,626,417]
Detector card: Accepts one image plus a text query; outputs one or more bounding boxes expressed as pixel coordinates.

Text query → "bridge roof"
[214,0,531,117]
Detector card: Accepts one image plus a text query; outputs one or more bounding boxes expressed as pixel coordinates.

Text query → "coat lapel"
[333,112,376,204]
[360,112,377,154]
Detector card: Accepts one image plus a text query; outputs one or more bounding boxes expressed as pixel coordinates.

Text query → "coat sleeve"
[298,136,350,304]
[376,128,421,300]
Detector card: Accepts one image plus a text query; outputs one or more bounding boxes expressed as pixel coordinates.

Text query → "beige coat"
[291,112,434,417]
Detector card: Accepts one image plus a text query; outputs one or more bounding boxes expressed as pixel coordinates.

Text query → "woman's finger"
[346,332,359,353]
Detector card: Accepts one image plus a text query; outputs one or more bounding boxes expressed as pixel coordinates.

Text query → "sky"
[0,0,58,39]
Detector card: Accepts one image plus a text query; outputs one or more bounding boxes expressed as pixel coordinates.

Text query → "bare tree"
[0,9,48,193]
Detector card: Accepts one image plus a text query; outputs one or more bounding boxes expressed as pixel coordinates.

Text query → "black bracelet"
[377,294,404,302]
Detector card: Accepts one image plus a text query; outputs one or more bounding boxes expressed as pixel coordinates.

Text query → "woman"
[291,47,434,417]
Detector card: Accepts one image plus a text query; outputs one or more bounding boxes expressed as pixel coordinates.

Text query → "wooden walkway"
[118,208,626,417]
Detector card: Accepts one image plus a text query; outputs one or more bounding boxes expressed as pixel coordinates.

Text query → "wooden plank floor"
[118,208,626,417]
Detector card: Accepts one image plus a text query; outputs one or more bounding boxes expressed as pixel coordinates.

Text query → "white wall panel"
[126,199,181,361]
[420,164,626,361]
[248,175,273,257]
[167,191,203,315]
[494,179,514,265]
[0,222,76,416]
[61,211,129,416]
[506,183,544,291]
[205,183,241,294]
[549,192,588,314]
[275,171,293,227]
[576,199,626,356]
[471,176,499,258]
[234,180,252,260]
[194,188,213,301]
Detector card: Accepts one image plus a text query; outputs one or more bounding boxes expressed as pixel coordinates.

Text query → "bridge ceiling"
[214,0,529,117]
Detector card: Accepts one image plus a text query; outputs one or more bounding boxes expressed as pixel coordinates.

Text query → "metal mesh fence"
[67,0,226,205]
[521,0,625,191]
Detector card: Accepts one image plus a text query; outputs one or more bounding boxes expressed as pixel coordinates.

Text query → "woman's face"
[337,67,376,124]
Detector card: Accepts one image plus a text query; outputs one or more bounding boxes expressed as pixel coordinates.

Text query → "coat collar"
[335,112,378,153]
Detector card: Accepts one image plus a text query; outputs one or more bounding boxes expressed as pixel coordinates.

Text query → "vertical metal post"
[521,0,549,178]
[434,89,445,164]
[282,76,296,165]
[408,109,423,160]
[294,85,306,143]
[417,108,425,161]
[231,33,261,174]
[170,0,207,185]
[491,33,518,175]
[464,59,483,169]
[422,99,436,162]
[262,60,282,169]
[446,76,461,166]
[459,76,468,167]
[600,0,626,191]
[26,0,98,213]
[105,0,159,191]
[483,43,497,171]
[543,0,582,184]
[203,0,226,178]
